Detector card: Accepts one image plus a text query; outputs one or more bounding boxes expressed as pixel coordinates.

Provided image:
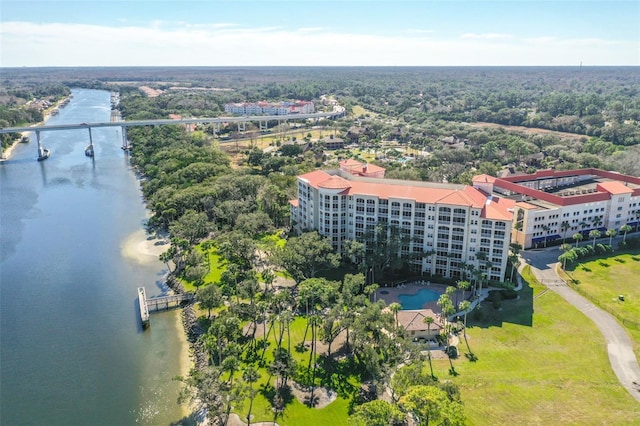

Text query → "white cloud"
[405,29,436,35]
[297,27,325,33]
[1,21,637,66]
[460,33,513,40]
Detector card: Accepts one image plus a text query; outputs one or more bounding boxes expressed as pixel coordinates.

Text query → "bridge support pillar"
[35,129,49,161]
[237,122,246,133]
[121,126,129,150]
[259,121,267,131]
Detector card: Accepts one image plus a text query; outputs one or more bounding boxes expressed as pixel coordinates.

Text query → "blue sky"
[2,1,639,66]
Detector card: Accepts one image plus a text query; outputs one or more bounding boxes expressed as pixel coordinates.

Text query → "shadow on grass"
[468,281,534,329]
[315,355,361,398]
[259,383,295,415]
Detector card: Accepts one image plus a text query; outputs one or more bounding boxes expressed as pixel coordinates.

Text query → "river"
[0,89,190,425]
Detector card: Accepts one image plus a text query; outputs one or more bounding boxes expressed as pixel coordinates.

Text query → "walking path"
[520,247,640,402]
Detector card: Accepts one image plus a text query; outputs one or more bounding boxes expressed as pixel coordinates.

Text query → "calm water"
[1,89,188,425]
[398,288,441,310]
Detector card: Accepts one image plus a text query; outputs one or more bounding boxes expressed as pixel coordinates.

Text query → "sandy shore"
[175,308,193,419]
[121,229,169,264]
[122,228,193,418]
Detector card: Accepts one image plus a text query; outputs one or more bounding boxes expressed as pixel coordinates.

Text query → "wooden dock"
[138,287,150,328]
[137,287,195,328]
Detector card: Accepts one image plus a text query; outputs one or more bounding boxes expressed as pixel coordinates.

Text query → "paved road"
[521,248,640,402]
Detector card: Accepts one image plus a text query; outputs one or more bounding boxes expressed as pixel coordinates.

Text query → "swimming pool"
[398,288,441,310]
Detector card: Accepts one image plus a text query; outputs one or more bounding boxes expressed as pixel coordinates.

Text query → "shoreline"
[122,228,195,419]
[121,229,169,264]
[1,95,71,161]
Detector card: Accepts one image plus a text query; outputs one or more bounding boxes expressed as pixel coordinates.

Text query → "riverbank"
[122,229,199,420]
[1,95,71,161]
[121,229,170,264]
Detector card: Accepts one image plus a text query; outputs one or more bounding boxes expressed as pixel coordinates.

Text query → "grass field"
[432,266,640,425]
[233,316,360,425]
[351,105,378,118]
[562,251,640,359]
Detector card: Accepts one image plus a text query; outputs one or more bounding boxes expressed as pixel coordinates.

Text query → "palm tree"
[458,300,472,357]
[389,302,402,329]
[423,315,435,378]
[457,280,471,302]
[242,365,261,426]
[620,224,632,243]
[559,243,572,269]
[279,310,294,353]
[508,254,520,282]
[560,221,571,243]
[605,228,617,247]
[222,355,240,386]
[573,232,583,248]
[446,286,457,309]
[589,229,601,248]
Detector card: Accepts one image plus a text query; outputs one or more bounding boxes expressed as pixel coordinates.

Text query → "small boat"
[84,145,94,157]
[20,136,30,143]
[37,148,50,161]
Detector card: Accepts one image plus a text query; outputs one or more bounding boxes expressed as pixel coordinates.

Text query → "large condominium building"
[290,160,515,282]
[224,101,315,116]
[473,169,640,249]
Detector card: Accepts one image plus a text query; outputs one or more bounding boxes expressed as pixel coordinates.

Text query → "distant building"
[224,100,314,116]
[320,135,345,150]
[290,160,514,282]
[473,169,640,249]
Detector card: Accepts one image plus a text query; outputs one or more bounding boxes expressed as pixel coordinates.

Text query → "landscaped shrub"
[472,306,483,320]
[625,236,640,249]
[501,288,519,300]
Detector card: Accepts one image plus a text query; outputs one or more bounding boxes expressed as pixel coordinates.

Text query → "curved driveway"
[521,248,640,402]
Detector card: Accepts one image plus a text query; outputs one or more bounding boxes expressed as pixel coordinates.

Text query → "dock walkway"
[137,287,194,328]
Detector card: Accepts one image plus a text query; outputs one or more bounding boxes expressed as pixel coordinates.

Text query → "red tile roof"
[484,196,516,221]
[318,176,352,190]
[472,174,496,184]
[596,181,633,195]
[298,170,514,221]
[289,199,299,207]
[515,201,538,210]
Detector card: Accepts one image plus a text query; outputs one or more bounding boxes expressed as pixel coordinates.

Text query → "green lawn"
[432,266,640,425]
[232,316,360,425]
[563,251,640,359]
[180,244,226,292]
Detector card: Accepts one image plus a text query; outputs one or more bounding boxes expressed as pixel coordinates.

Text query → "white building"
[224,100,315,116]
[290,160,515,282]
[473,169,640,249]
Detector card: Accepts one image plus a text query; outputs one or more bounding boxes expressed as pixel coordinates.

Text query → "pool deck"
[376,281,467,312]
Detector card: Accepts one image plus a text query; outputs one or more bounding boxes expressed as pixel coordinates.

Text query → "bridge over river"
[0,107,345,161]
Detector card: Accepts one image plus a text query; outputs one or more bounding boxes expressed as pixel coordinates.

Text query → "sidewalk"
[520,247,640,402]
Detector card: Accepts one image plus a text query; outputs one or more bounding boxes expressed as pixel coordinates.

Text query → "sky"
[1,0,639,67]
